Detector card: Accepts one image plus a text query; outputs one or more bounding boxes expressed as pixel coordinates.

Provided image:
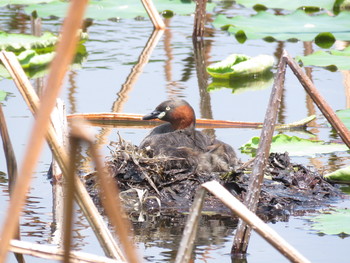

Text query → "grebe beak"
[142,110,163,120]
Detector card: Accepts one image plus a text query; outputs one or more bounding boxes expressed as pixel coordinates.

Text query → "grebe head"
[142,99,196,130]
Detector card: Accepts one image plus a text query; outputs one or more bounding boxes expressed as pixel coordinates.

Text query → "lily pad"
[324,166,350,183]
[0,0,56,7]
[0,45,87,80]
[335,108,350,129]
[213,10,350,43]
[0,31,58,53]
[236,0,335,11]
[207,71,274,94]
[297,46,350,70]
[0,90,8,101]
[240,134,349,157]
[309,209,350,235]
[25,0,216,20]
[206,54,274,79]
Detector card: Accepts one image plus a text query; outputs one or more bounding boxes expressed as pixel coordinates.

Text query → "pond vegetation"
[0,0,350,262]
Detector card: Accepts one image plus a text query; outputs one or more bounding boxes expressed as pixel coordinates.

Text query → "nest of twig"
[83,136,343,221]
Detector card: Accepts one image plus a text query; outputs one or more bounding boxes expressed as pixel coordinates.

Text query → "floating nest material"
[84,136,344,222]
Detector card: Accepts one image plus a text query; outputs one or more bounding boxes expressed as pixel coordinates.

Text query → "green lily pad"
[0,0,56,7]
[0,90,8,101]
[25,0,216,20]
[336,108,350,129]
[236,0,335,11]
[309,209,350,235]
[0,45,87,80]
[207,71,274,94]
[324,166,350,183]
[297,46,350,70]
[0,31,58,53]
[206,54,275,79]
[240,134,349,157]
[213,10,350,43]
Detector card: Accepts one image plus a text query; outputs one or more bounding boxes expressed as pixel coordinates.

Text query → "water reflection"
[132,212,237,262]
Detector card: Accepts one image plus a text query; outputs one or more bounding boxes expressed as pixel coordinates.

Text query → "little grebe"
[139,99,239,172]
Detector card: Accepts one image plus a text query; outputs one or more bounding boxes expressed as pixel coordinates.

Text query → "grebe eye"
[166,106,171,111]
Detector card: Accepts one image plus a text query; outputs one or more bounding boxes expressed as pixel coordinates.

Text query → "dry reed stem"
[70,123,140,263]
[0,104,17,192]
[62,137,79,263]
[193,0,207,38]
[174,188,206,263]
[0,51,125,260]
[175,181,310,263]
[141,0,166,29]
[0,0,88,260]
[0,105,25,263]
[285,51,350,147]
[67,112,315,129]
[9,239,124,263]
[202,181,310,263]
[232,51,287,254]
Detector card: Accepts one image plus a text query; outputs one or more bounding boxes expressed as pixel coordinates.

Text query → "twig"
[0,0,89,260]
[285,51,350,147]
[232,51,287,255]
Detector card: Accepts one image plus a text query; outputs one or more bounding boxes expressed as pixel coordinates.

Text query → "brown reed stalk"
[0,51,125,260]
[141,0,166,29]
[70,123,140,263]
[0,0,88,260]
[9,239,122,263]
[193,0,207,39]
[285,51,350,147]
[62,136,80,263]
[175,181,310,263]
[231,50,287,255]
[0,105,25,263]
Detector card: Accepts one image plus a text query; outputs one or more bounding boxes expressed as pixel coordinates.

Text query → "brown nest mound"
[84,137,344,222]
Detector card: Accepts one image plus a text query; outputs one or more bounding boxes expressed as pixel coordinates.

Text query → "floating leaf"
[25,0,216,20]
[309,209,350,235]
[0,90,8,101]
[206,54,274,79]
[236,0,335,11]
[336,108,350,129]
[213,10,350,42]
[0,45,87,80]
[0,0,56,7]
[324,166,350,183]
[207,71,274,94]
[297,46,350,70]
[314,32,336,48]
[0,31,58,53]
[240,134,349,157]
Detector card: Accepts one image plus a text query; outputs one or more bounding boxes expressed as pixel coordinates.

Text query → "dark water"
[0,2,350,262]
